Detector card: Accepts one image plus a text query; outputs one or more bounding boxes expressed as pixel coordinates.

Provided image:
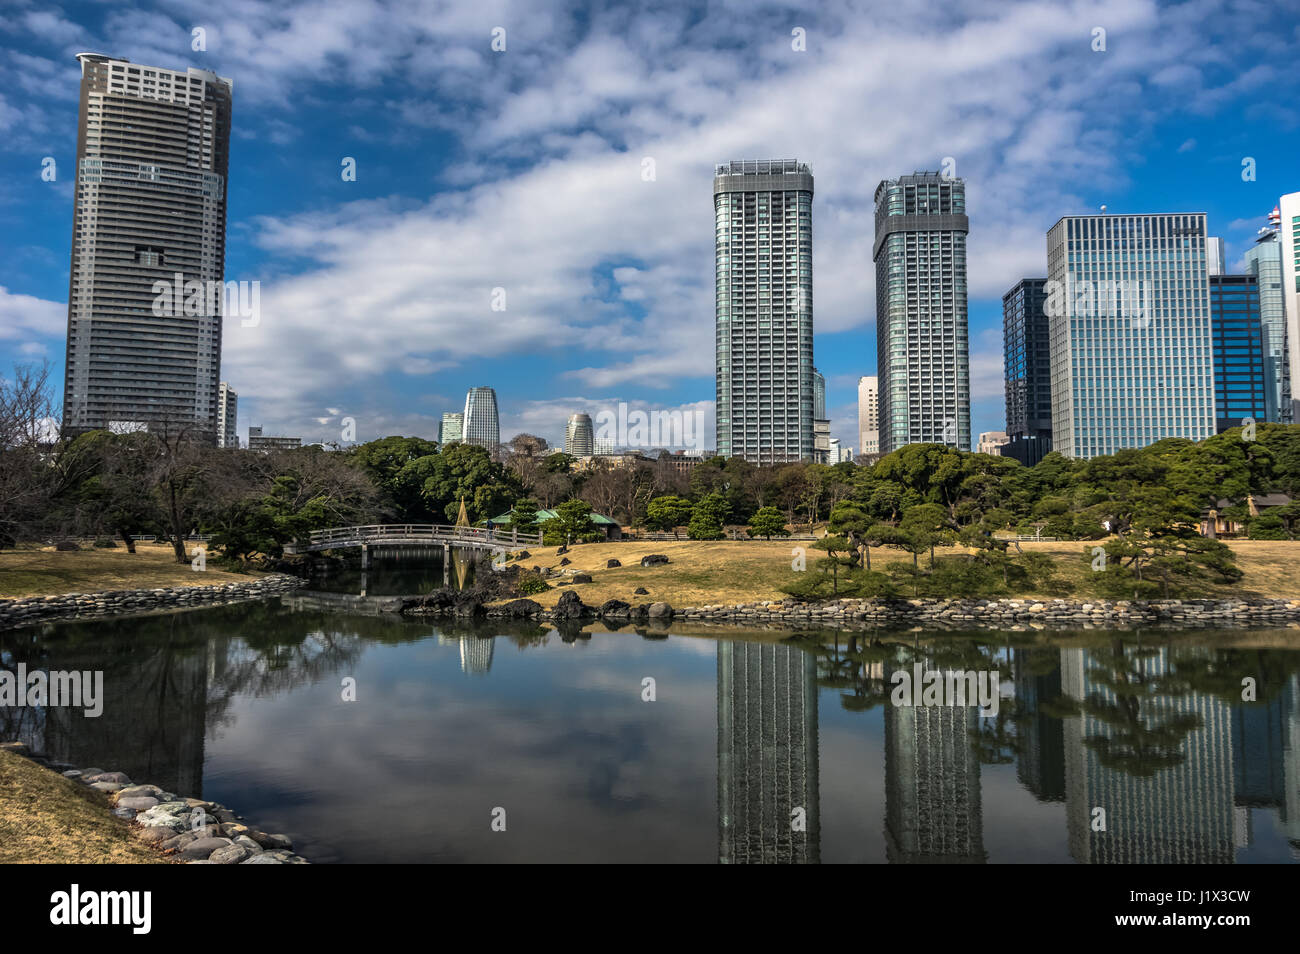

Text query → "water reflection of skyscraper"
[883,659,987,864]
[1061,646,1236,864]
[717,641,820,863]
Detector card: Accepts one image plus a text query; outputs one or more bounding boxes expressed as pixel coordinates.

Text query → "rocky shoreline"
[419,592,1300,630]
[0,741,308,864]
[0,575,303,630]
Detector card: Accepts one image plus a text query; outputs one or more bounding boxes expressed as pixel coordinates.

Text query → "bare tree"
[0,362,59,546]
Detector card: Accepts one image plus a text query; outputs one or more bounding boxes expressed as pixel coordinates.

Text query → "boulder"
[556,546,568,555]
[559,557,571,566]
[648,602,674,619]
[633,587,650,595]
[598,599,631,617]
[496,598,542,617]
[570,573,593,584]
[606,559,621,568]
[553,589,589,619]
[640,554,669,567]
[179,836,232,861]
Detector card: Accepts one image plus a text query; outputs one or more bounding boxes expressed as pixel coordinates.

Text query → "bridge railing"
[301,524,543,548]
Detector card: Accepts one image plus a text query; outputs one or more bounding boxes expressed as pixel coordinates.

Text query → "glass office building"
[873,172,971,453]
[714,160,814,463]
[1246,210,1291,422]
[564,412,593,456]
[439,412,463,445]
[461,387,499,450]
[1002,279,1052,465]
[1046,213,1216,458]
[1210,275,1267,432]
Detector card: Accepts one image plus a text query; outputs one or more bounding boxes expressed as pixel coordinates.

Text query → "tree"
[688,492,729,539]
[543,498,596,546]
[645,495,692,538]
[506,497,540,535]
[0,362,59,546]
[747,505,789,540]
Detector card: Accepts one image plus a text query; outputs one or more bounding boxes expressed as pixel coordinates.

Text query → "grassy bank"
[0,543,261,599]
[0,750,164,864]
[504,538,1300,609]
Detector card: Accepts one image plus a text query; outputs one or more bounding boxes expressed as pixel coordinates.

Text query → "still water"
[3,591,1299,863]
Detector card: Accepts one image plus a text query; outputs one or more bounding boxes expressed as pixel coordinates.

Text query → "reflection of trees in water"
[0,601,373,792]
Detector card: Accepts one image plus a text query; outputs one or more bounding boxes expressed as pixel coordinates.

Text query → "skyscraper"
[439,412,463,445]
[1046,213,1216,458]
[1278,192,1300,422]
[216,381,237,448]
[857,375,879,458]
[1002,278,1052,465]
[873,172,971,454]
[461,387,499,450]
[564,412,594,456]
[714,160,814,464]
[62,54,232,438]
[1210,274,1267,432]
[1245,209,1289,422]
[812,367,830,463]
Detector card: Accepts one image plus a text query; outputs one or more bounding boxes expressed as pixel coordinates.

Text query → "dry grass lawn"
[0,543,261,599]
[502,538,1300,608]
[0,750,165,864]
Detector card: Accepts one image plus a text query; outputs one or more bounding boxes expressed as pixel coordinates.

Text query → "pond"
[2,594,1298,863]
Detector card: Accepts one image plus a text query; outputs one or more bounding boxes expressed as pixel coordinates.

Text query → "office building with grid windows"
[1245,209,1289,422]
[1210,274,1267,432]
[1001,279,1052,465]
[873,172,971,454]
[1046,213,1216,459]
[462,386,499,450]
[714,160,814,463]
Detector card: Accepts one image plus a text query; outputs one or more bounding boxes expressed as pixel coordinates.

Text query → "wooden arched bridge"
[285,524,542,566]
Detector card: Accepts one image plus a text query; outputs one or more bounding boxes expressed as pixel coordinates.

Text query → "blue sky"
[2,0,1298,450]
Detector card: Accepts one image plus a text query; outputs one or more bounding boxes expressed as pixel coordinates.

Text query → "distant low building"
[485,507,622,541]
[977,431,1009,455]
[1200,493,1292,537]
[248,425,301,451]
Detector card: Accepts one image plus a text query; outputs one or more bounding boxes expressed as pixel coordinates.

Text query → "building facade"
[216,381,237,448]
[62,54,232,438]
[857,375,879,458]
[1002,278,1052,466]
[1245,210,1289,422]
[1210,274,1267,432]
[873,172,971,454]
[461,387,499,450]
[976,430,1009,455]
[247,426,300,451]
[714,160,815,464]
[564,412,594,456]
[439,412,463,445]
[1278,193,1300,422]
[1046,213,1216,458]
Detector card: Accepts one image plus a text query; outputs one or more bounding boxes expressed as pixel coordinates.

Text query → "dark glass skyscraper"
[873,172,971,453]
[1002,279,1052,465]
[1210,274,1267,432]
[714,160,814,463]
[63,54,232,437]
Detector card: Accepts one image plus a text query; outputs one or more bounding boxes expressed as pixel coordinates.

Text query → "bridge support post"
[443,543,450,585]
[361,544,370,569]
